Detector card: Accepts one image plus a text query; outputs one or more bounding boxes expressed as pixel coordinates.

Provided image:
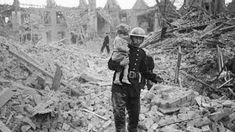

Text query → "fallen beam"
[81,108,108,121]
[174,45,182,83]
[180,70,215,90]
[3,42,69,88]
[200,24,223,39]
[219,25,235,32]
[217,78,233,89]
[51,64,63,91]
[139,31,161,48]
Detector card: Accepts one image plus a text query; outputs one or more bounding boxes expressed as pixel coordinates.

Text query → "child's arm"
[108,58,123,71]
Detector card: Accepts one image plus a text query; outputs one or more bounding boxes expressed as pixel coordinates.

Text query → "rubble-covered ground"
[1,10,235,132]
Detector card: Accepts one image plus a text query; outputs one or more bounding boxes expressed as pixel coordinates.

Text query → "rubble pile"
[1,1,235,132]
[0,36,116,132]
[0,79,115,132]
[146,10,235,97]
[138,84,235,132]
[0,29,235,132]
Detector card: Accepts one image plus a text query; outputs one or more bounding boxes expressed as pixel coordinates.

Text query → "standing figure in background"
[101,32,110,54]
[111,23,131,85]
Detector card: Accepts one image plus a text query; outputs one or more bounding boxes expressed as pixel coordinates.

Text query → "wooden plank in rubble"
[174,45,182,84]
[217,44,224,72]
[180,70,215,90]
[4,43,68,88]
[139,30,161,48]
[51,64,63,91]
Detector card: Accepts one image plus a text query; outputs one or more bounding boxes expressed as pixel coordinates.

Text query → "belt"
[129,71,142,83]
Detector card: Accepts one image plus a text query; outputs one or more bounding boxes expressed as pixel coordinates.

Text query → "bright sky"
[0,0,233,9]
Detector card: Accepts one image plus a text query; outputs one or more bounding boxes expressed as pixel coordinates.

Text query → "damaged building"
[180,0,226,15]
[99,0,162,34]
[227,0,235,15]
[1,0,68,44]
[1,0,233,44]
[11,0,68,43]
[1,0,168,43]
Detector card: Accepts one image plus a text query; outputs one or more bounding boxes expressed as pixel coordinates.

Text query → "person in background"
[108,27,163,132]
[101,32,110,54]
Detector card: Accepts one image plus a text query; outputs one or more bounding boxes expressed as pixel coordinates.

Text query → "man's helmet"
[116,23,130,35]
[129,27,146,38]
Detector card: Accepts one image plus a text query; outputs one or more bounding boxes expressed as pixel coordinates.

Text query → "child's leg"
[114,71,122,85]
[122,64,131,84]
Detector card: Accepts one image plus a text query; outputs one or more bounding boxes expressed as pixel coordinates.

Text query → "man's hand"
[154,75,163,83]
[120,57,129,66]
[219,71,227,79]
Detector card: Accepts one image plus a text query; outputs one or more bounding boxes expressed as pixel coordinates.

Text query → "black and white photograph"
[0,0,235,131]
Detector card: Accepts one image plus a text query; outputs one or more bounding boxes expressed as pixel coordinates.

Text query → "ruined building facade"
[9,0,68,43]
[227,0,235,14]
[181,0,226,15]
[4,0,161,43]
[95,0,161,35]
[2,0,232,44]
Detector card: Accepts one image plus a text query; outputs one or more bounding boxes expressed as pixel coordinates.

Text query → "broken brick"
[201,125,211,132]
[151,87,196,109]
[158,107,180,114]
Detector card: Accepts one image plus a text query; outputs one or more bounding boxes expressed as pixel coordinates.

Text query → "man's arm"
[108,58,123,71]
[146,56,154,71]
[140,54,163,83]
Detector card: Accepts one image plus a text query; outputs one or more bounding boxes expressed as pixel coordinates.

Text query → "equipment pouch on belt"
[129,71,142,83]
[129,71,137,79]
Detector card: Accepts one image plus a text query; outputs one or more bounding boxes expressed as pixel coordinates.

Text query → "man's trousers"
[111,83,140,132]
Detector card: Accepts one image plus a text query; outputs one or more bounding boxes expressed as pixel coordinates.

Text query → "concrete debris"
[150,85,197,109]
[0,37,114,131]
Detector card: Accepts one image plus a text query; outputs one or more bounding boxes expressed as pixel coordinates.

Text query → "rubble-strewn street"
[1,0,235,132]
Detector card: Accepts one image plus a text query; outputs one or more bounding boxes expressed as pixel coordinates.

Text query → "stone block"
[151,87,196,109]
[208,108,233,122]
[222,100,235,107]
[150,123,158,130]
[201,125,211,132]
[158,107,180,114]
[178,111,197,121]
[229,113,235,121]
[194,117,212,128]
[160,124,181,132]
[186,126,202,132]
[62,123,70,131]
